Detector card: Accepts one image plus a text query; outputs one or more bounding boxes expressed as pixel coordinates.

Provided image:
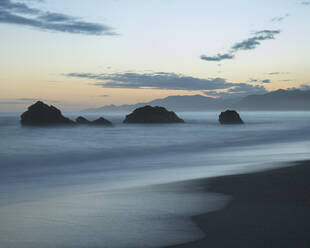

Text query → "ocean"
[0,111,309,248]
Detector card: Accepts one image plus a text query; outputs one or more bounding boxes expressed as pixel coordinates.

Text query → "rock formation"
[76,116,91,124]
[123,105,184,124]
[219,110,244,124]
[20,101,75,125]
[91,117,112,126]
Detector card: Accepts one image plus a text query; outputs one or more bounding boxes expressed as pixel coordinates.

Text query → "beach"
[169,160,310,248]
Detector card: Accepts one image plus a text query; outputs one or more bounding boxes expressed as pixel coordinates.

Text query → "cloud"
[271,14,289,22]
[0,0,116,35]
[228,84,267,94]
[266,72,290,75]
[249,79,258,82]
[231,30,280,51]
[299,84,310,90]
[249,79,271,83]
[0,0,39,14]
[261,79,271,83]
[23,0,44,2]
[201,30,281,62]
[16,97,39,101]
[205,84,267,98]
[287,84,310,91]
[66,72,237,91]
[0,97,58,104]
[0,101,28,104]
[66,71,269,99]
[200,53,234,62]
[300,1,310,5]
[280,79,292,82]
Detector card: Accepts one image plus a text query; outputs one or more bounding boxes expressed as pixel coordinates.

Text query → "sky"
[0,0,309,111]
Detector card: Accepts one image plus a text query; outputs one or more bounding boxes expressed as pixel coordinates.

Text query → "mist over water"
[0,111,310,248]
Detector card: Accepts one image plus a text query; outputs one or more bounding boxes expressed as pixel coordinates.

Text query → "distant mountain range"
[235,89,310,110]
[83,89,310,112]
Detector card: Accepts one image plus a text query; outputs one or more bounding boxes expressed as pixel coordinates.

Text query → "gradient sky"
[1,0,309,111]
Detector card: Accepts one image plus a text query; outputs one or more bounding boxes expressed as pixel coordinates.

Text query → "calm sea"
[0,111,309,247]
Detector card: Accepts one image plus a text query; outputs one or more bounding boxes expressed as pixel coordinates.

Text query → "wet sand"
[168,161,310,248]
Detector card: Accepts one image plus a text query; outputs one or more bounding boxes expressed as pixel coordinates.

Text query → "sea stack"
[20,101,75,125]
[123,105,184,124]
[76,116,91,124]
[91,117,112,126]
[219,110,244,124]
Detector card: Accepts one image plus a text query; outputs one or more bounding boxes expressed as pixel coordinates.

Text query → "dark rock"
[76,116,91,124]
[91,117,112,126]
[76,116,112,126]
[219,110,244,124]
[20,101,75,125]
[123,105,184,124]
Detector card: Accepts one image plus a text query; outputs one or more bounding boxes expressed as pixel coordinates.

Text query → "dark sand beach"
[168,161,310,248]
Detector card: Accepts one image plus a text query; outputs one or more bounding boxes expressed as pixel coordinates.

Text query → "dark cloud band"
[300,1,310,5]
[232,30,280,51]
[200,53,234,62]
[66,71,268,98]
[249,79,271,84]
[67,72,234,91]
[200,29,281,62]
[0,0,116,35]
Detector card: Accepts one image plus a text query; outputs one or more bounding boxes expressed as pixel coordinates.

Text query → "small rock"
[91,117,112,126]
[76,116,91,124]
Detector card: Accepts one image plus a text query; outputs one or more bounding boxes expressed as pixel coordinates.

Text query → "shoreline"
[167,160,310,248]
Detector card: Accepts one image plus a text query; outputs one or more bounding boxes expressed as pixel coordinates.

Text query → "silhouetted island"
[76,116,112,126]
[123,105,184,124]
[219,110,244,124]
[21,101,75,125]
[92,117,112,126]
[76,116,91,124]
